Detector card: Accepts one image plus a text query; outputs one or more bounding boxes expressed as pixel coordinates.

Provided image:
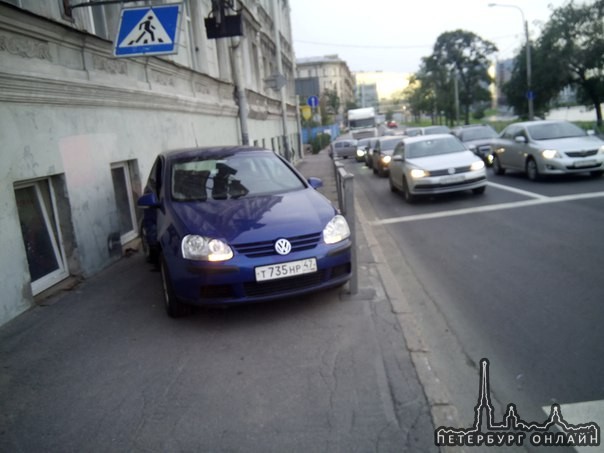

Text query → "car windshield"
[380,138,403,151]
[461,127,498,141]
[170,153,305,201]
[527,122,586,140]
[407,137,466,158]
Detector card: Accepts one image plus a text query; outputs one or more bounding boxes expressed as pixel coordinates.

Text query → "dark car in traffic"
[451,124,499,166]
[371,136,405,176]
[138,146,352,317]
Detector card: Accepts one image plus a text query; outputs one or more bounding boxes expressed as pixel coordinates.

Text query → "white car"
[389,134,487,203]
[492,120,604,180]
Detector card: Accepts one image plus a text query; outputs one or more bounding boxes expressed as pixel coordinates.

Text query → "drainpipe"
[271,0,290,161]
[230,35,249,146]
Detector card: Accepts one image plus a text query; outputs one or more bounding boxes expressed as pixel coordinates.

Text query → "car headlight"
[356,149,366,157]
[381,155,392,164]
[323,215,350,245]
[542,149,561,159]
[181,235,233,262]
[410,168,428,178]
[599,145,604,154]
[470,160,485,171]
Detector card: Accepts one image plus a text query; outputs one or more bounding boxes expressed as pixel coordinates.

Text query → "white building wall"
[0,0,299,326]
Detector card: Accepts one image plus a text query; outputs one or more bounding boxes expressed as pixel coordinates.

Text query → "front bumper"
[167,240,352,305]
[410,171,487,195]
[537,156,604,175]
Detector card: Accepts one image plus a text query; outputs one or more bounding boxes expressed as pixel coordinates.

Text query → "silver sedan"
[389,134,487,203]
[492,120,604,181]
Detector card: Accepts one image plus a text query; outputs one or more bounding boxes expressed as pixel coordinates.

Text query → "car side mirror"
[138,192,160,208]
[392,155,403,162]
[307,177,323,190]
[514,136,527,144]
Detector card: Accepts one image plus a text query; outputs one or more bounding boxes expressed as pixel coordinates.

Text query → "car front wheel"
[402,178,416,203]
[526,158,540,181]
[160,254,192,318]
[492,155,505,175]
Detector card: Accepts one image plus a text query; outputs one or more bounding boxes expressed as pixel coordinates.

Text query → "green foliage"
[504,0,604,125]
[310,133,331,154]
[404,30,497,125]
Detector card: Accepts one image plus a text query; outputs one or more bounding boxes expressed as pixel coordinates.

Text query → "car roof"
[505,119,569,128]
[160,146,269,161]
[402,133,458,144]
[377,135,404,142]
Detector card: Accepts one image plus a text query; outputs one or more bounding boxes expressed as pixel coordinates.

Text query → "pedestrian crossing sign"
[114,3,182,57]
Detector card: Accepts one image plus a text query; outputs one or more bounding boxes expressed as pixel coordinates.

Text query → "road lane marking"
[487,181,549,199]
[370,191,604,225]
[542,399,604,452]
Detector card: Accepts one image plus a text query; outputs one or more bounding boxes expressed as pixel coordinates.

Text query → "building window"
[15,179,68,295]
[111,161,138,244]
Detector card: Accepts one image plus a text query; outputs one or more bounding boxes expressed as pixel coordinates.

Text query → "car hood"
[407,150,480,170]
[168,188,337,244]
[532,135,604,151]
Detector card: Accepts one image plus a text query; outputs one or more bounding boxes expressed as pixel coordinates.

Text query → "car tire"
[526,158,540,181]
[492,155,505,175]
[160,254,192,318]
[402,178,416,203]
[472,186,486,195]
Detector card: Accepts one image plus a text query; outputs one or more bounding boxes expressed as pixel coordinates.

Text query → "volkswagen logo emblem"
[448,168,456,175]
[274,238,292,256]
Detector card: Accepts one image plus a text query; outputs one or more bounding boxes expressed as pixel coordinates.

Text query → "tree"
[322,88,340,117]
[426,30,497,125]
[540,0,604,126]
[504,1,604,125]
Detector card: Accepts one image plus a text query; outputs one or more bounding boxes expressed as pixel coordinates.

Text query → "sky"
[289,0,573,74]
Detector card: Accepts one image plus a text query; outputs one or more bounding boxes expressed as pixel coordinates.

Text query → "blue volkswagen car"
[138,146,352,317]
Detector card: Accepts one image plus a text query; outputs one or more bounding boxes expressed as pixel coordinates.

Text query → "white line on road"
[486,181,550,199]
[370,191,604,226]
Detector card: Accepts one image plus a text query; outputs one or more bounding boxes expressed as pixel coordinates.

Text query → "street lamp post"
[489,3,534,120]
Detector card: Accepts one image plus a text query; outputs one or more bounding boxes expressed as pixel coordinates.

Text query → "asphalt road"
[349,160,604,451]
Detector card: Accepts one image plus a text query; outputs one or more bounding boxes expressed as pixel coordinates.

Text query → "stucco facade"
[0,0,299,326]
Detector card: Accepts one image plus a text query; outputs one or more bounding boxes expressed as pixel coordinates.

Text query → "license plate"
[255,258,317,282]
[440,175,465,184]
[574,160,596,168]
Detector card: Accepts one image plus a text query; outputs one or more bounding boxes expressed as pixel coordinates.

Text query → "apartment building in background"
[295,54,354,118]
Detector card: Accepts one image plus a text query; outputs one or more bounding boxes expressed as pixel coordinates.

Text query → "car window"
[407,137,466,158]
[170,153,305,201]
[145,157,162,197]
[424,126,451,135]
[380,138,403,151]
[461,126,498,141]
[527,122,586,140]
[502,126,520,140]
[393,143,404,156]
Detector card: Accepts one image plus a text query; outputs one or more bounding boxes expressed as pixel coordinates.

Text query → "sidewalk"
[0,148,440,452]
[296,150,462,453]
